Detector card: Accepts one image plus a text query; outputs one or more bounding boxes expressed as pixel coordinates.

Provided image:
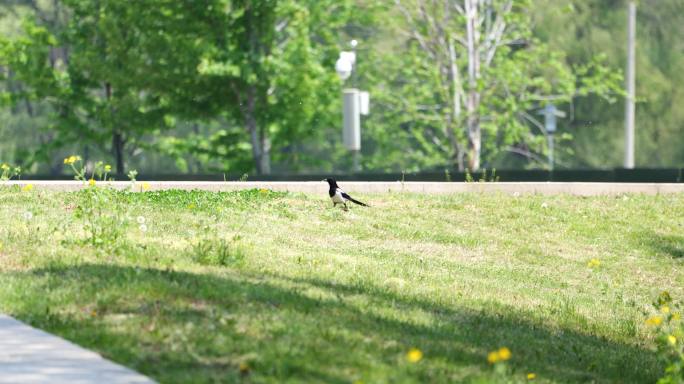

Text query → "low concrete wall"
[3,180,684,196]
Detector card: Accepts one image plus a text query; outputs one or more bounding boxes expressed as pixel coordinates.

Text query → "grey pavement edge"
[3,180,684,195]
[0,314,155,384]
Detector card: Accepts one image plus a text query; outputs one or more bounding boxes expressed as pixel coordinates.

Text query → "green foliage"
[465,169,474,182]
[63,155,112,183]
[192,0,359,173]
[126,170,138,183]
[191,236,246,267]
[0,1,681,173]
[361,0,623,171]
[152,127,254,173]
[645,292,684,384]
[0,1,173,173]
[63,155,129,247]
[464,168,499,183]
[0,0,375,174]
[534,0,684,168]
[0,162,21,181]
[73,187,129,248]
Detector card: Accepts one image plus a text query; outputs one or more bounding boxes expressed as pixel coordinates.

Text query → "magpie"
[324,178,369,211]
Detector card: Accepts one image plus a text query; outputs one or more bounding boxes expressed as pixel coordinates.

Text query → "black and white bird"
[324,178,369,211]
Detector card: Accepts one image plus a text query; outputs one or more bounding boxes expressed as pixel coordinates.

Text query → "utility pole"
[538,104,565,171]
[336,40,369,173]
[624,1,636,169]
[343,88,361,171]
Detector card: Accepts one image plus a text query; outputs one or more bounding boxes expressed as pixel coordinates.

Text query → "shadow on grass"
[640,232,684,259]
[2,264,660,383]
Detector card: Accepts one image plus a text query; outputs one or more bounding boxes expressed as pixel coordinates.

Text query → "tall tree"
[0,0,67,171]
[0,0,220,173]
[391,0,622,170]
[193,0,355,174]
[534,0,684,168]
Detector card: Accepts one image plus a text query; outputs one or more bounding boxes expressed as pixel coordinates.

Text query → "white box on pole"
[359,91,370,115]
[343,88,361,151]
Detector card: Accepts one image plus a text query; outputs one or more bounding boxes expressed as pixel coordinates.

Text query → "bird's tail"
[347,197,369,207]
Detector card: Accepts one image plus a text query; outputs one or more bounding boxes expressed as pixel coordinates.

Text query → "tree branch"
[483,0,513,67]
[505,145,546,164]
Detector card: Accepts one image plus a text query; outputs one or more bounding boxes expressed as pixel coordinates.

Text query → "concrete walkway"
[0,314,155,384]
[4,180,684,195]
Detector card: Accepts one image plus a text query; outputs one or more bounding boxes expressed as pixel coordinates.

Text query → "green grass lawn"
[1,187,683,383]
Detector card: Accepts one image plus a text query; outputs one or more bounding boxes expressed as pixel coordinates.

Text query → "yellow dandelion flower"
[64,155,80,165]
[498,347,511,361]
[645,316,663,326]
[487,351,500,364]
[187,203,196,209]
[587,258,600,268]
[668,335,677,345]
[104,164,112,173]
[259,188,268,194]
[527,373,536,380]
[661,306,670,314]
[672,313,681,321]
[142,182,151,191]
[406,348,423,363]
[21,184,34,192]
[88,178,96,186]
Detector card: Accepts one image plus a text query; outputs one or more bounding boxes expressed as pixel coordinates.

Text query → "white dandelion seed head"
[541,202,549,209]
[139,224,148,232]
[136,216,146,224]
[23,211,33,220]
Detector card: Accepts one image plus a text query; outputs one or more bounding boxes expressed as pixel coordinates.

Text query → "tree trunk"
[259,124,271,174]
[105,82,125,174]
[242,6,271,175]
[112,131,124,174]
[447,37,465,171]
[465,0,482,171]
[245,84,271,175]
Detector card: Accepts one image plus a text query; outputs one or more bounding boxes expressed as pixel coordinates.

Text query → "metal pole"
[343,89,361,172]
[350,41,360,173]
[353,150,360,173]
[548,134,554,171]
[624,1,636,169]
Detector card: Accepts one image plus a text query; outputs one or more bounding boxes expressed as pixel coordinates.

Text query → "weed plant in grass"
[0,186,683,383]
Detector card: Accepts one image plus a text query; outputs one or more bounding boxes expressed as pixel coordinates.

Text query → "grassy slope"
[0,188,683,383]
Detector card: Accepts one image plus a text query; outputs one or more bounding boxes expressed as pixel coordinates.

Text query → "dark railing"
[20,168,684,183]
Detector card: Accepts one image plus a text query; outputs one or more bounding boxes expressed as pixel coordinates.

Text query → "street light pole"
[349,41,360,172]
[343,88,361,171]
[547,134,554,171]
[624,1,636,169]
[538,104,565,171]
[336,40,366,173]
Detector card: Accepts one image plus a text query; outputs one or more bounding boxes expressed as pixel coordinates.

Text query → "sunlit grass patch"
[0,188,682,383]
